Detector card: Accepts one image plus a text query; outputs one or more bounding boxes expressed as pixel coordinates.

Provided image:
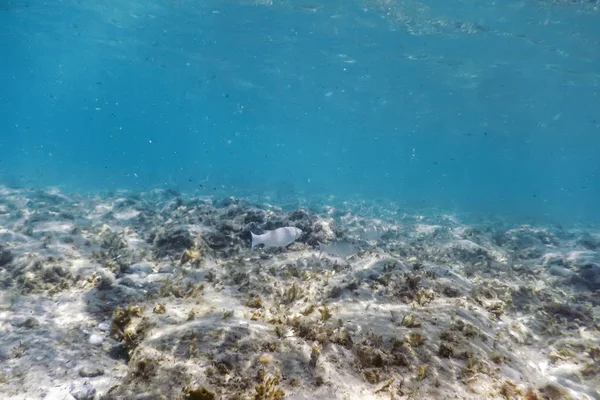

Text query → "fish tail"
[250,232,258,249]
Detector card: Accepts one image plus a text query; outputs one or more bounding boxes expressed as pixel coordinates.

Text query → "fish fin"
[250,232,258,249]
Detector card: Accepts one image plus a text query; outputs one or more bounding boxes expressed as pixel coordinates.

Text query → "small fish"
[251,227,302,249]
[318,240,358,259]
[360,225,384,241]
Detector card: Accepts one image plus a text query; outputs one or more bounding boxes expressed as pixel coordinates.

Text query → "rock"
[70,382,96,400]
[542,253,566,267]
[126,262,153,275]
[118,277,140,288]
[11,316,39,329]
[263,220,286,231]
[217,221,241,233]
[0,245,13,267]
[97,321,111,332]
[153,226,194,257]
[0,230,30,243]
[518,247,544,260]
[89,334,104,346]
[578,263,600,290]
[305,219,337,245]
[244,210,265,224]
[96,271,115,290]
[40,265,70,284]
[497,226,558,250]
[78,365,104,378]
[289,209,309,221]
[0,347,9,361]
[108,343,130,361]
[547,265,576,278]
[578,233,600,250]
[205,232,230,249]
[216,196,239,207]
[544,302,592,322]
[158,264,175,274]
[445,240,493,265]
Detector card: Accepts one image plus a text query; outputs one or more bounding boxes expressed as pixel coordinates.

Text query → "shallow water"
[1,0,599,224]
[1,1,599,399]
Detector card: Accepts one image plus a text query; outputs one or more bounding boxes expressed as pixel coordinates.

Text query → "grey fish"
[318,240,358,259]
[360,225,385,241]
[251,227,302,249]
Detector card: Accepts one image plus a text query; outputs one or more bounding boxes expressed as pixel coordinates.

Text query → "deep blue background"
[1,0,599,223]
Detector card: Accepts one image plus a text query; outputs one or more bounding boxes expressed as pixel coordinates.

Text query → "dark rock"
[448,241,493,265]
[544,301,592,322]
[542,254,566,267]
[224,206,245,218]
[108,343,130,362]
[217,221,241,233]
[11,317,39,329]
[59,211,75,220]
[329,286,343,298]
[518,247,544,260]
[41,265,70,284]
[578,263,600,290]
[289,209,309,221]
[153,226,194,257]
[244,210,265,224]
[96,272,115,290]
[0,246,13,267]
[263,220,286,231]
[204,232,230,249]
[438,343,454,358]
[441,285,462,298]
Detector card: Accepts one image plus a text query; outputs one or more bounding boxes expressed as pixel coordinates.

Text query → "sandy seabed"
[0,186,598,400]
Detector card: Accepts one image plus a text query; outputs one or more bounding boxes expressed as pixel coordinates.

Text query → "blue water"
[1,0,599,224]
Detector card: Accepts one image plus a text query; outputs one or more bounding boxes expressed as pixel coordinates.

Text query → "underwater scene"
[1,0,599,399]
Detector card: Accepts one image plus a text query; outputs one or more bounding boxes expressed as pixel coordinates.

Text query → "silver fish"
[360,225,385,241]
[251,227,302,249]
[318,240,358,259]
